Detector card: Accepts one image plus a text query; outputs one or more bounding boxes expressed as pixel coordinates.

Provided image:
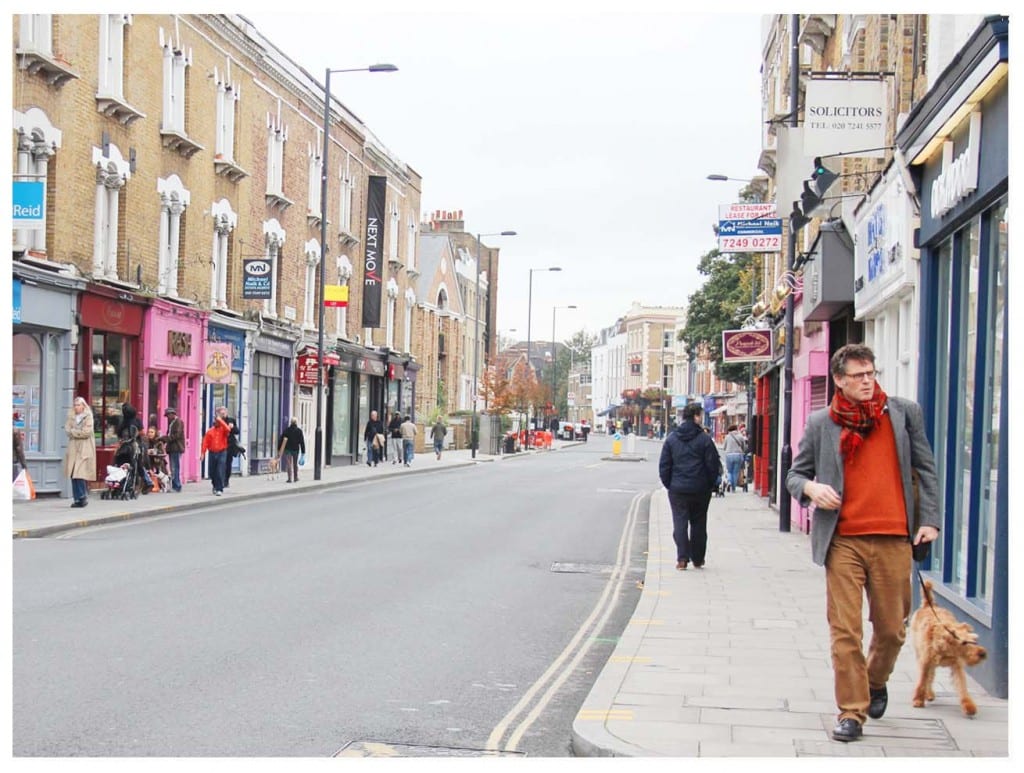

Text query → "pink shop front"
[140,299,208,485]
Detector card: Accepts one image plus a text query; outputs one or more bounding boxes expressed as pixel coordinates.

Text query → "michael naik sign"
[721,329,773,363]
[717,203,781,253]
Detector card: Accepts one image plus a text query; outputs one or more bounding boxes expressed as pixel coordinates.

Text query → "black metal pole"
[778,13,799,532]
[315,68,331,481]
[525,269,533,448]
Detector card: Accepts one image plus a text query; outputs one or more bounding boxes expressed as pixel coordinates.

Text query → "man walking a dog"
[786,343,940,743]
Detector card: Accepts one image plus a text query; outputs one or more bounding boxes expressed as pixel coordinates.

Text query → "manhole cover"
[334,740,524,757]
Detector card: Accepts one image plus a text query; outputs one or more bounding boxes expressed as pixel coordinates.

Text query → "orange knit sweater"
[837,412,908,537]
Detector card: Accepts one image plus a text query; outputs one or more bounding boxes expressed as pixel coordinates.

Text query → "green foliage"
[681,248,757,386]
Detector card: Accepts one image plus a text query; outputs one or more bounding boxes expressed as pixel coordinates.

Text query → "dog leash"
[914,566,967,643]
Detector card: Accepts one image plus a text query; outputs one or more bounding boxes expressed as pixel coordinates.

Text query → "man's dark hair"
[830,343,876,377]
[727,424,737,432]
[682,403,702,421]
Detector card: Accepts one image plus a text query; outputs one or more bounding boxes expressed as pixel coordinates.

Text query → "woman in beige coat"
[64,396,96,507]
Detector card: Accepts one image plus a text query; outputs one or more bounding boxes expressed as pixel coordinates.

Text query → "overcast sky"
[243,2,765,343]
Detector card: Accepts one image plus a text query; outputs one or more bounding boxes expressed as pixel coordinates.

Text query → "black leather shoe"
[868,686,888,719]
[832,718,863,742]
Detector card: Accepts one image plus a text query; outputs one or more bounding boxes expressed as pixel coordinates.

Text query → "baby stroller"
[101,434,141,500]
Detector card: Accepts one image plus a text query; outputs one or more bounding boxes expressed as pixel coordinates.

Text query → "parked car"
[557,421,580,440]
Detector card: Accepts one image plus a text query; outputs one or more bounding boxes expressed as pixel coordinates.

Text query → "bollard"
[625,433,636,454]
[612,432,622,456]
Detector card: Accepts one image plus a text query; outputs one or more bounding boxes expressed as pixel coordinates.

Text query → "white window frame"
[156,175,190,297]
[339,155,356,237]
[263,220,286,318]
[214,63,239,160]
[210,199,237,309]
[385,278,399,349]
[159,28,190,134]
[19,14,53,54]
[303,239,320,328]
[91,143,131,280]
[388,198,400,261]
[307,141,322,217]
[406,218,417,272]
[266,107,287,197]
[98,14,130,100]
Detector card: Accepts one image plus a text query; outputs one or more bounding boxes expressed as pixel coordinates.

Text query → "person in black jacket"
[278,417,306,483]
[658,403,721,571]
[363,409,385,467]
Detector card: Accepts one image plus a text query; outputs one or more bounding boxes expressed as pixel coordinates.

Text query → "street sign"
[717,216,783,253]
[718,202,776,221]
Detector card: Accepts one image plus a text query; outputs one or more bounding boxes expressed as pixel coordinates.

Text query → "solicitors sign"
[803,79,887,159]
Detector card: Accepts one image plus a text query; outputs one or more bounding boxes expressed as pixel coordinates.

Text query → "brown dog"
[265,457,280,481]
[910,579,987,716]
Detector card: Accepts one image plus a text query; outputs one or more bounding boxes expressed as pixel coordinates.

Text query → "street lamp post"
[525,267,561,447]
[316,63,397,481]
[471,230,516,458]
[550,304,576,426]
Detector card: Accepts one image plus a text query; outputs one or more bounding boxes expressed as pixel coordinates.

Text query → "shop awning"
[596,404,618,417]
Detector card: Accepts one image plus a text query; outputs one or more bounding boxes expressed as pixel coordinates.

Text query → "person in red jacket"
[200,406,231,496]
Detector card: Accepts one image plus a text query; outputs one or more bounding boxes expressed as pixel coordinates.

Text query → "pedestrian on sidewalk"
[400,415,417,466]
[658,402,720,570]
[223,413,242,488]
[63,396,96,508]
[431,417,447,460]
[278,417,306,483]
[363,409,385,467]
[786,343,940,744]
[723,424,747,491]
[200,406,231,496]
[388,411,403,464]
[13,425,28,481]
[159,407,185,492]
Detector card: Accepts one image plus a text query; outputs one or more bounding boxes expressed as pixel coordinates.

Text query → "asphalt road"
[13,435,656,757]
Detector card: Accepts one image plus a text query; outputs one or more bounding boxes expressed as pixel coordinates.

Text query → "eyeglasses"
[843,370,877,381]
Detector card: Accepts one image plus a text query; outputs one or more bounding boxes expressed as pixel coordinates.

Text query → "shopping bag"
[13,468,36,501]
[298,453,306,466]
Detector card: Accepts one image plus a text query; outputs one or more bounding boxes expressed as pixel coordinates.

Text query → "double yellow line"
[485,491,646,752]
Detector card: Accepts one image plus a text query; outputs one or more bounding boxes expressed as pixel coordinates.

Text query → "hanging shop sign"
[722,329,774,362]
[803,79,887,159]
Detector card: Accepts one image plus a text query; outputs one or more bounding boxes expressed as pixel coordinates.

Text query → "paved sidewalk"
[572,488,1008,757]
[11,445,537,539]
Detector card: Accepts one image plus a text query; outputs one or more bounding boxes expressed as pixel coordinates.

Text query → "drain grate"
[334,740,524,757]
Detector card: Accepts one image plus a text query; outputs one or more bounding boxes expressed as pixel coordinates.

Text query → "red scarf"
[829,382,888,460]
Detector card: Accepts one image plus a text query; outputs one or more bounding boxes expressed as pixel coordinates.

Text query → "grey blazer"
[785,396,940,566]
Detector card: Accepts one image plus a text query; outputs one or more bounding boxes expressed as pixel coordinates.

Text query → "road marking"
[487,491,646,753]
[628,619,664,626]
[608,656,650,663]
[577,709,634,721]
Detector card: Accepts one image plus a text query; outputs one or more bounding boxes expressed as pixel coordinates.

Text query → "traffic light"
[789,200,810,232]
[790,157,840,232]
[811,157,839,197]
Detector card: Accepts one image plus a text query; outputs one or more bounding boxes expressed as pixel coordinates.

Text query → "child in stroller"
[101,427,149,499]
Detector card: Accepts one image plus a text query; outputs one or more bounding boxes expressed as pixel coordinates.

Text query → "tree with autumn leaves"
[482,357,546,431]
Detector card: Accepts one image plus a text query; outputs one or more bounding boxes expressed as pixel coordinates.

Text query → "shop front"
[327,345,386,466]
[141,299,207,484]
[895,14,1007,697]
[206,320,252,478]
[248,331,294,475]
[12,263,84,495]
[76,284,148,484]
